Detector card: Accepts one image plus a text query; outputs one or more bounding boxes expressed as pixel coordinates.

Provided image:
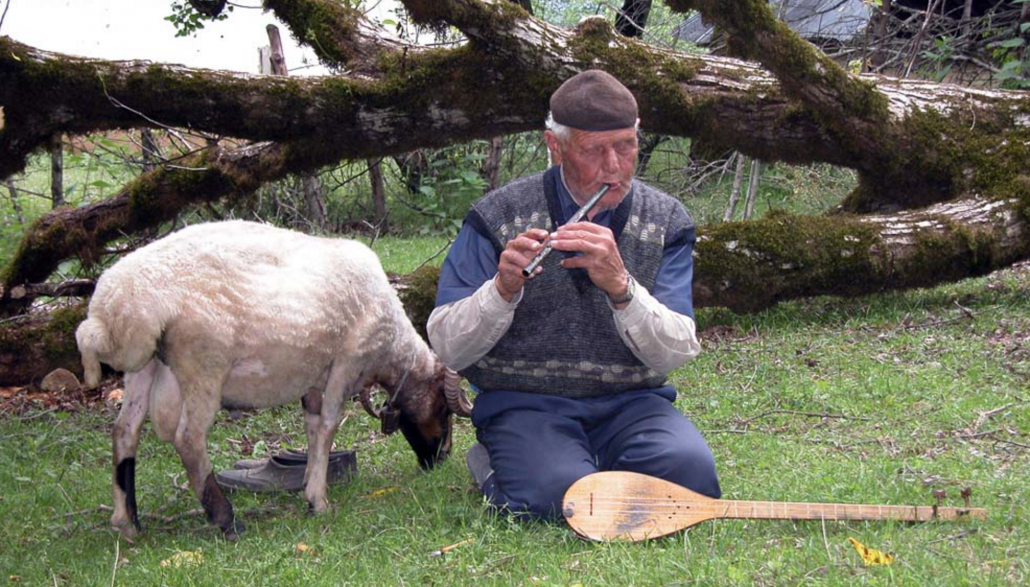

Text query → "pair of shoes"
[465,443,494,490]
[215,450,357,493]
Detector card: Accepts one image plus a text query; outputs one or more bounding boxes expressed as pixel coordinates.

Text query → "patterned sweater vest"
[460,166,695,398]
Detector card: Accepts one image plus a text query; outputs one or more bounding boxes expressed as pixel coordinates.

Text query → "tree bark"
[49,135,63,209]
[302,173,326,230]
[264,24,325,231]
[266,24,289,76]
[483,137,504,192]
[615,0,652,38]
[866,0,892,71]
[4,178,23,225]
[140,128,160,172]
[723,154,746,222]
[743,158,761,220]
[368,157,388,233]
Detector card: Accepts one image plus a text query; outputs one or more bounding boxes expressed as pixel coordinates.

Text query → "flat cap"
[550,70,638,131]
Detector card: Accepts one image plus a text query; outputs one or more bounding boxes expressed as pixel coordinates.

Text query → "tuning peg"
[961,488,972,508]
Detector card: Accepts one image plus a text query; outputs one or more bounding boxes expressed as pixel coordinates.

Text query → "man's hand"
[548,222,630,302]
[495,228,549,302]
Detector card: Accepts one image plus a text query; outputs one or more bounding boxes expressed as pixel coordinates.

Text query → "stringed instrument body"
[563,471,987,542]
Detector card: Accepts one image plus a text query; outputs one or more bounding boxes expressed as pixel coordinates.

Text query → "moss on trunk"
[0,302,87,386]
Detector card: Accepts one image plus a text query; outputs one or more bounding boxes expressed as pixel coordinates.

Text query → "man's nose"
[601,147,620,173]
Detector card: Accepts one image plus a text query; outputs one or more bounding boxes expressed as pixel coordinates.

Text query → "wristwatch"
[608,273,636,305]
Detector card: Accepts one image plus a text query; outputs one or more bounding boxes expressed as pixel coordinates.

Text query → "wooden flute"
[521,183,612,277]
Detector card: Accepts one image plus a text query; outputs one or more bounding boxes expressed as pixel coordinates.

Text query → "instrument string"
[569,498,965,521]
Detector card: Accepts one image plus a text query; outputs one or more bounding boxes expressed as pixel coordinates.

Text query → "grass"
[1,246,1027,586]
[362,234,454,274]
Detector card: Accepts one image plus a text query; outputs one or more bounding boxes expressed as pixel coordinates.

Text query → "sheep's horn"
[359,385,383,420]
[443,369,472,417]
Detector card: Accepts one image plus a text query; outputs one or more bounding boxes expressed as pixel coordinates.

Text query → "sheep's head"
[360,367,471,470]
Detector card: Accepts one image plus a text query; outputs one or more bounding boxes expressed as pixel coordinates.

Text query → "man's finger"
[557,222,611,237]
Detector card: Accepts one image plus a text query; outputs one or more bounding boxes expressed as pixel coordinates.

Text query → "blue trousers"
[471,386,721,519]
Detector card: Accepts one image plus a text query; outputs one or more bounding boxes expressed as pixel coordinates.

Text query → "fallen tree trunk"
[693,197,1030,312]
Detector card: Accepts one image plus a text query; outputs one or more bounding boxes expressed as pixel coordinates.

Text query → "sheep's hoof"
[113,522,138,540]
[306,499,329,515]
[222,518,246,541]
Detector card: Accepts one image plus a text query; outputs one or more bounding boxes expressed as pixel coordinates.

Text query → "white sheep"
[76,220,471,538]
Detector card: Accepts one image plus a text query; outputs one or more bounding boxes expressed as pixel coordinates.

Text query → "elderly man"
[427,70,721,518]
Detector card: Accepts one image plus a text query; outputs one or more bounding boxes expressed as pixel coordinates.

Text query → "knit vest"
[461,166,695,398]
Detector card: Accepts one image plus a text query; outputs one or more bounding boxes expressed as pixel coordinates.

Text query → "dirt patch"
[0,378,115,415]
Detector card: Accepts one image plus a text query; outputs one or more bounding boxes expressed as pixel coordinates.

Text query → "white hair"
[545,112,573,144]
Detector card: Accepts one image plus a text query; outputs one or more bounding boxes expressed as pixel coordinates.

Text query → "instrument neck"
[713,499,985,522]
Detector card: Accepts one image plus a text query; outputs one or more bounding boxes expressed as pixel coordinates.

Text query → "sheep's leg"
[301,387,322,489]
[111,359,158,538]
[304,365,355,513]
[171,379,242,538]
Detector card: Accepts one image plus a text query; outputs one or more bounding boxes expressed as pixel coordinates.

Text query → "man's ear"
[543,130,563,165]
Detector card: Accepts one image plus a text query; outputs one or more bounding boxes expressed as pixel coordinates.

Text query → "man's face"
[545,127,639,211]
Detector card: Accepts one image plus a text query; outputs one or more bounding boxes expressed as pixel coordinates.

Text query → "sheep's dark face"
[397,378,454,469]
[362,366,469,470]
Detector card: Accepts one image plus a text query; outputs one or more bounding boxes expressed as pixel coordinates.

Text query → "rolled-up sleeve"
[428,222,520,371]
[609,233,701,374]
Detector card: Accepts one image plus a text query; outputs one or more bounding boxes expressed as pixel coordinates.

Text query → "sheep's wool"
[461,167,695,398]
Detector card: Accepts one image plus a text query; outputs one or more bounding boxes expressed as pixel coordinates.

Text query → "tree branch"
[668,0,890,139]
[263,0,407,71]
[0,141,288,308]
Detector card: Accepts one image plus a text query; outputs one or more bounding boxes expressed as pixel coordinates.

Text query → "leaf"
[160,550,204,568]
[366,486,399,499]
[993,38,1026,49]
[848,537,894,566]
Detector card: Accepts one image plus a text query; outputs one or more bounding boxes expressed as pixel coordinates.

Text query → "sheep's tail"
[76,316,111,389]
